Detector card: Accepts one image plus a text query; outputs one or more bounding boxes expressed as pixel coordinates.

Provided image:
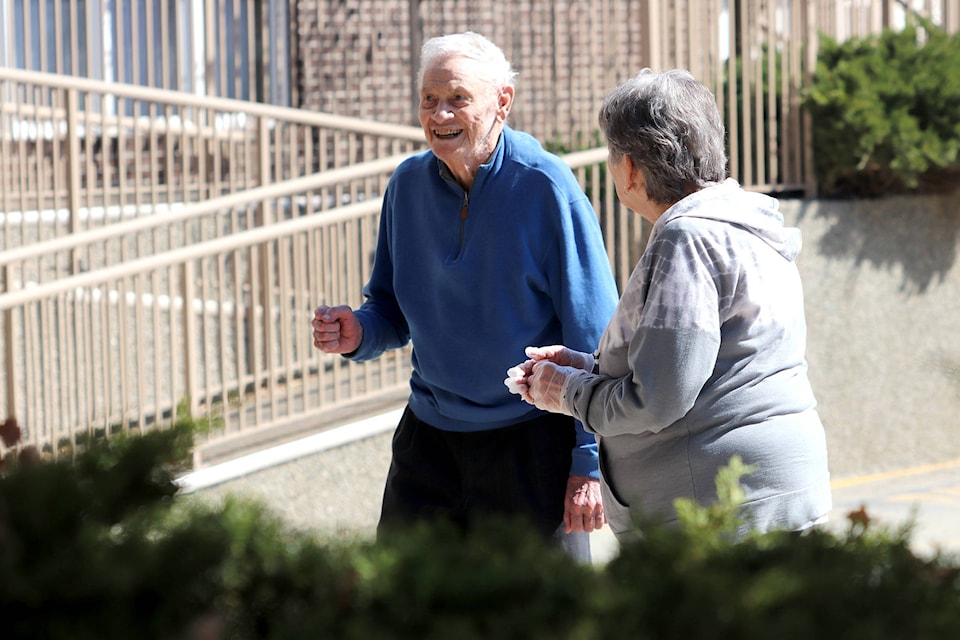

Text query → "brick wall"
[296,0,647,149]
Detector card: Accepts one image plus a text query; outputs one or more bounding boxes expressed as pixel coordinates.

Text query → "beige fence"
[0,66,427,329]
[0,148,636,466]
[0,158,410,465]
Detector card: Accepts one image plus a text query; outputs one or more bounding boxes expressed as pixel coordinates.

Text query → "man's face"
[418,54,513,175]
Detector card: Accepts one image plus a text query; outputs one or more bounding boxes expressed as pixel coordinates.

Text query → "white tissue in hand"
[506,366,525,379]
[504,365,526,395]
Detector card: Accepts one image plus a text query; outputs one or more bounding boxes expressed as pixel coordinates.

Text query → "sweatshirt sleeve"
[346,189,411,362]
[554,192,620,477]
[566,223,722,436]
[569,421,600,479]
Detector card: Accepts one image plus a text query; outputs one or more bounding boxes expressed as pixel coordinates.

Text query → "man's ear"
[497,85,515,121]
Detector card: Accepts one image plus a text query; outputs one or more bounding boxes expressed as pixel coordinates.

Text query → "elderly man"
[311,32,618,560]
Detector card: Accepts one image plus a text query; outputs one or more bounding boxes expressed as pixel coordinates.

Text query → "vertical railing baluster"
[182,259,199,419]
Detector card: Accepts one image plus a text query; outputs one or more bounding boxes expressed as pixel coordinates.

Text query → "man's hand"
[564,475,605,533]
[312,305,363,354]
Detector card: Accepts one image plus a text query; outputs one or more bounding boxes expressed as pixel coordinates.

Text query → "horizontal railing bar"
[0,196,382,310]
[0,145,613,268]
[1,103,249,141]
[0,152,410,266]
[562,147,609,167]
[191,387,410,465]
[0,67,425,141]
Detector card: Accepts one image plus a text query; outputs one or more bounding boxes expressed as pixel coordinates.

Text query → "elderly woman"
[507,69,832,539]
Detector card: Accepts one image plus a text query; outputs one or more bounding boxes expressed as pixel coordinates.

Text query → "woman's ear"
[622,156,645,193]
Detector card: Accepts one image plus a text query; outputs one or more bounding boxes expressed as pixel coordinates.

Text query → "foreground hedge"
[1,422,959,639]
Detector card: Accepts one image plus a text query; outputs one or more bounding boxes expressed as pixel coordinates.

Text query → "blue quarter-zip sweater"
[348,127,619,478]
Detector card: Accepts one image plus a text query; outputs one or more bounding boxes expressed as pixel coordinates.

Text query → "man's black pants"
[377,405,591,562]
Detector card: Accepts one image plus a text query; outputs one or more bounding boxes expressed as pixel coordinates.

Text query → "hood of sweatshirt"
[652,178,802,260]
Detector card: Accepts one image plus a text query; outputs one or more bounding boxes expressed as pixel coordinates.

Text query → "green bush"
[600,509,960,639]
[803,21,960,197]
[2,423,959,639]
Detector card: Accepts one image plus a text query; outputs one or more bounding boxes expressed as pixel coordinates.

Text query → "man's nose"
[432,104,453,120]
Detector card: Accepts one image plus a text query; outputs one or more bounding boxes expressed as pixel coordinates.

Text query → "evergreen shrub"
[2,422,960,639]
[803,20,960,197]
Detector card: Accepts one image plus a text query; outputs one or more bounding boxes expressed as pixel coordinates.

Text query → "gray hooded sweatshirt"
[566,179,832,538]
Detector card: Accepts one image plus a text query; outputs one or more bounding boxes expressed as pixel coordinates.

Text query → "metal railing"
[0,147,636,467]
[0,156,411,465]
[0,67,425,248]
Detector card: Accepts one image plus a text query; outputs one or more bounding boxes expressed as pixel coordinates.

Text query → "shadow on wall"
[783,192,960,476]
[794,194,960,295]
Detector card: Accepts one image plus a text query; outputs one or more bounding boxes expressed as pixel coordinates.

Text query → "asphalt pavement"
[827,458,960,555]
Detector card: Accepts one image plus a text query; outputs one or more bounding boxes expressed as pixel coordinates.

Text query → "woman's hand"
[504,360,536,403]
[505,346,594,414]
[524,345,594,371]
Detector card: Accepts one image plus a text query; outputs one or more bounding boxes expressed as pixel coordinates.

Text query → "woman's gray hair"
[417,31,518,89]
[599,69,727,205]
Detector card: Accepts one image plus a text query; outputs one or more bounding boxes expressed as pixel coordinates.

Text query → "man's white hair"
[418,31,518,89]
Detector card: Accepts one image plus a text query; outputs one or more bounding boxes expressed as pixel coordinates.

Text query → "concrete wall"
[782,194,960,477]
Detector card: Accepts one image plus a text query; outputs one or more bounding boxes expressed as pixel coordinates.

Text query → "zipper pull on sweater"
[458,192,469,255]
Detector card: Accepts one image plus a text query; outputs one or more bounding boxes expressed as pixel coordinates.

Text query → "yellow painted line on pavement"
[889,493,960,505]
[831,458,960,490]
